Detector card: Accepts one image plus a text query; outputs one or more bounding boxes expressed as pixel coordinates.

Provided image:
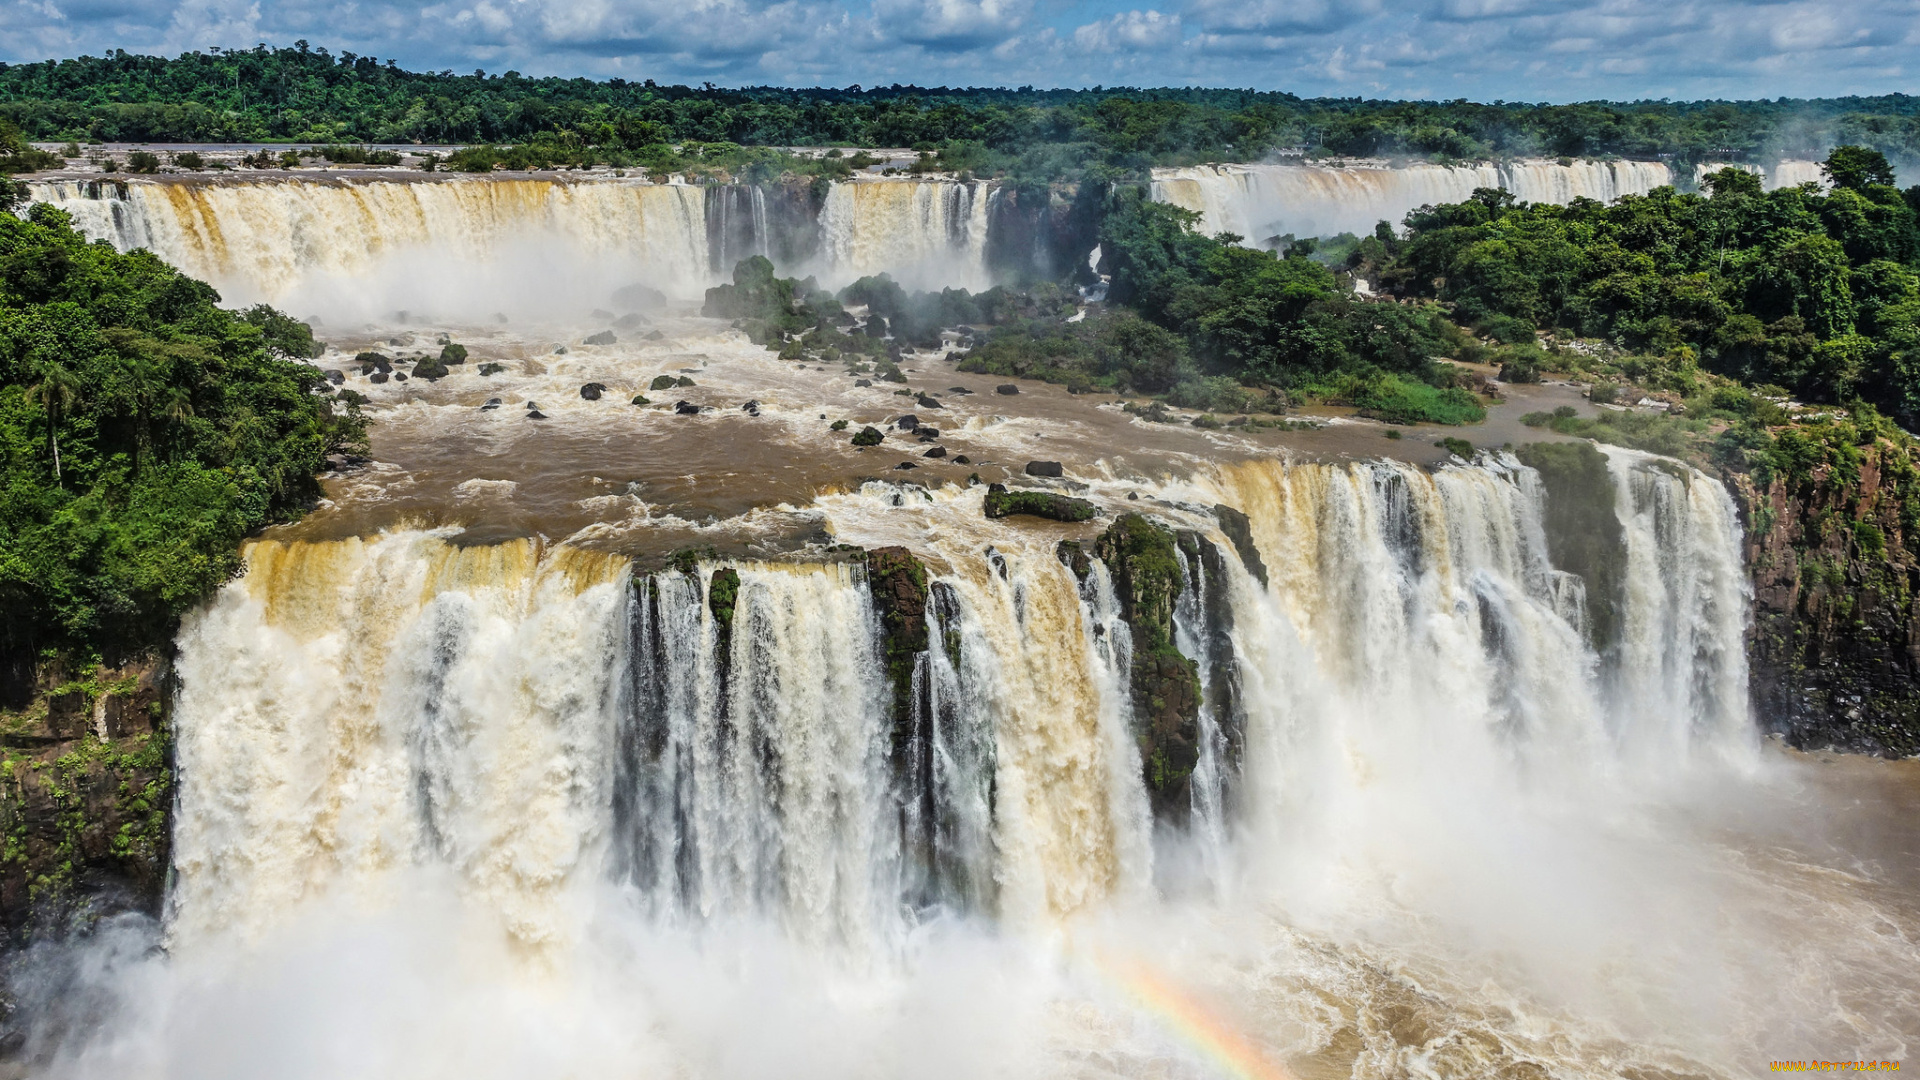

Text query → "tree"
[1821,145,1897,192]
[25,363,81,481]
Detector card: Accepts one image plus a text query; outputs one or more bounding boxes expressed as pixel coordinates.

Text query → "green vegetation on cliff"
[0,188,362,671]
[1094,514,1201,814]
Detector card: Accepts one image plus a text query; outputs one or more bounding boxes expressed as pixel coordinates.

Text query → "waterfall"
[49,453,1913,1078]
[1150,159,1675,243]
[28,174,998,320]
[815,178,995,291]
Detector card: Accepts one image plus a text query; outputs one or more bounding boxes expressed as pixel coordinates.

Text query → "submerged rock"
[675,401,701,415]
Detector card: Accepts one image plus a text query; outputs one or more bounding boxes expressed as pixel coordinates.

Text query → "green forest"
[4,45,1920,179]
[0,182,363,672]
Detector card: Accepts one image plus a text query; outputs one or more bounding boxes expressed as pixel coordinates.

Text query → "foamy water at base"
[12,455,1915,1079]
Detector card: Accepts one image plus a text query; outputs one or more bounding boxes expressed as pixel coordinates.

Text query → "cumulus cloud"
[1071,9,1180,52]
[0,0,1913,97]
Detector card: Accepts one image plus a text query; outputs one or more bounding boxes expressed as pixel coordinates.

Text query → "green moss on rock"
[983,484,1097,523]
[1094,514,1201,818]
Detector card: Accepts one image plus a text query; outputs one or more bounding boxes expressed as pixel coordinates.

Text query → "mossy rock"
[1516,441,1622,652]
[983,484,1097,523]
[852,426,884,447]
[1095,513,1201,819]
[650,375,678,391]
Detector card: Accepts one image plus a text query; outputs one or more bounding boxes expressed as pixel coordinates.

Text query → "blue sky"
[3,0,1916,99]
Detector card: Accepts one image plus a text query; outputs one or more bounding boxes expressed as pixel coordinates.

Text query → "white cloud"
[872,0,1030,49]
[1071,9,1180,51]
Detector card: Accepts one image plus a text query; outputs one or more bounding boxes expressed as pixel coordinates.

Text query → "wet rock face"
[1095,514,1201,819]
[1732,450,1920,756]
[864,547,931,742]
[1516,442,1625,654]
[0,658,172,948]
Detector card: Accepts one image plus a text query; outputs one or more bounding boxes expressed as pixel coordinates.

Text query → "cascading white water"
[1150,159,1674,243]
[30,455,1916,1078]
[27,174,1000,322]
[815,178,995,292]
[27,176,712,324]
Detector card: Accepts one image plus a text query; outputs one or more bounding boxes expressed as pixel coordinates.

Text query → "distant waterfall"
[1150,159,1675,243]
[27,174,999,322]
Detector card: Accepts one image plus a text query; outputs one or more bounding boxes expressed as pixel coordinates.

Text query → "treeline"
[3,46,1920,176]
[0,182,364,668]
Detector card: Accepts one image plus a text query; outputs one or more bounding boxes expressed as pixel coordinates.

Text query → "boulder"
[325,369,345,385]
[580,382,606,400]
[996,384,1019,395]
[675,401,702,415]
[650,375,678,391]
[982,483,1097,523]
[894,461,918,470]
[1025,461,1064,478]
[527,410,548,419]
[369,372,389,384]
[948,386,973,395]
[916,395,943,409]
[923,446,947,458]
[895,414,921,431]
[413,357,450,380]
[851,426,885,447]
[584,330,617,346]
[855,379,873,387]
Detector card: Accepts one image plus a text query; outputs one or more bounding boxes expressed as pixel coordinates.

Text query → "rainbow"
[1089,948,1296,1080]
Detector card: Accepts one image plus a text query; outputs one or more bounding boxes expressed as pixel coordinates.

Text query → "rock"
[675,401,701,415]
[1128,491,1139,500]
[741,400,761,415]
[325,369,345,385]
[894,461,918,470]
[895,414,921,431]
[855,379,873,387]
[952,455,970,465]
[526,401,540,410]
[677,376,696,388]
[580,382,607,400]
[440,343,468,364]
[916,395,942,409]
[479,362,507,376]
[554,346,569,355]
[851,426,884,447]
[614,283,669,311]
[996,384,1019,395]
[1055,540,1092,580]
[356,352,393,375]
[916,428,941,442]
[1025,461,1064,478]
[631,395,650,406]
[650,375,678,391]
[645,330,666,341]
[527,410,548,419]
[1515,443,1623,652]
[982,483,1097,523]
[584,330,617,346]
[369,372,389,384]
[948,386,973,395]
[1211,505,1269,587]
[395,372,409,381]
[864,546,931,761]
[924,446,947,458]
[1096,514,1202,820]
[413,357,450,380]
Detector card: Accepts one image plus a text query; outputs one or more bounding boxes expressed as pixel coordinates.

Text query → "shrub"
[1440,437,1474,458]
[126,150,161,173]
[851,426,884,446]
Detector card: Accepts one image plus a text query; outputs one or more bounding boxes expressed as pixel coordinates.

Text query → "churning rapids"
[9,163,1916,1080]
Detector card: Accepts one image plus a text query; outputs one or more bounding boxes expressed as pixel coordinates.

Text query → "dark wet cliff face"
[1733,448,1920,757]
[0,658,172,948]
